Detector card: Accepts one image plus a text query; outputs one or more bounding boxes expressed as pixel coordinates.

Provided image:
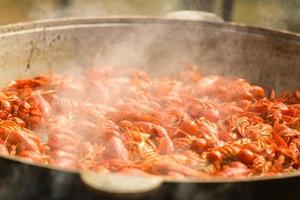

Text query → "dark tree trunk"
[222,0,234,21]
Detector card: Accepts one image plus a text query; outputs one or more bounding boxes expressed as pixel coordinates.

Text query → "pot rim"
[0,16,299,44]
[2,153,300,184]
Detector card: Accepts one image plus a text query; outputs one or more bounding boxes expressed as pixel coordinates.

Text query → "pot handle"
[80,171,163,194]
[164,10,224,22]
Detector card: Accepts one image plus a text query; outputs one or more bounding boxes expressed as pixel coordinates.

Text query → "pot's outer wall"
[1,18,300,200]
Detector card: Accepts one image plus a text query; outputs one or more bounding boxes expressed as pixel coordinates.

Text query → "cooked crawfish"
[0,66,300,180]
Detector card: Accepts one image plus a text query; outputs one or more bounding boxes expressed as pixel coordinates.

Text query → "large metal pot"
[0,15,300,200]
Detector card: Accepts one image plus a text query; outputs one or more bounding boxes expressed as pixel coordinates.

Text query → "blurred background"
[0,0,300,32]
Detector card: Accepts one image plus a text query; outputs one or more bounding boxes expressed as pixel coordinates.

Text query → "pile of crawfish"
[1,66,300,180]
